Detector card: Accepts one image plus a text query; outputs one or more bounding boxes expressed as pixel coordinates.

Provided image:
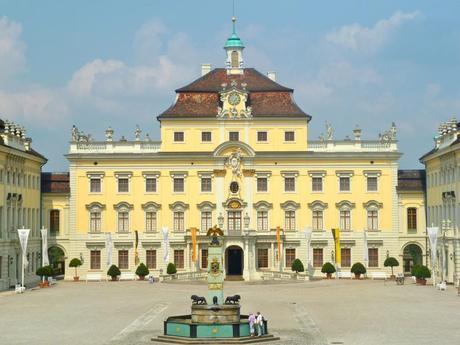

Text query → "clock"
[228,92,241,106]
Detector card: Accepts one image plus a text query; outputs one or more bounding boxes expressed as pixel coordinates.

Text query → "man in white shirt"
[255,312,264,336]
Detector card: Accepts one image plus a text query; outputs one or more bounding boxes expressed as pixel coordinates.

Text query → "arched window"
[231,51,239,68]
[50,210,60,233]
[308,200,328,231]
[363,201,382,231]
[142,202,161,233]
[86,202,105,233]
[114,202,133,233]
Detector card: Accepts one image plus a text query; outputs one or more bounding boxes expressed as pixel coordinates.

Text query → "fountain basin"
[191,304,240,324]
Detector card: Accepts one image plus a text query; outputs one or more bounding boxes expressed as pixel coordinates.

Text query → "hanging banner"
[363,231,369,266]
[18,228,30,268]
[191,227,197,262]
[427,227,439,275]
[162,226,169,263]
[40,228,49,266]
[134,230,140,266]
[106,233,113,266]
[304,228,312,265]
[276,226,281,261]
[331,228,341,266]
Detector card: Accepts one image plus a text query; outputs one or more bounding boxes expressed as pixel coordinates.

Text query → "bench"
[48,277,57,286]
[15,284,25,293]
[86,273,103,282]
[370,271,387,280]
[337,271,352,279]
[119,272,136,281]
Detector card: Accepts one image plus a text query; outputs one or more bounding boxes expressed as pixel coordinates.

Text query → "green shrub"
[351,262,366,275]
[107,264,121,278]
[384,257,399,275]
[135,263,149,277]
[321,262,336,274]
[414,265,431,279]
[291,258,304,273]
[69,258,82,277]
[36,266,53,278]
[411,264,421,277]
[167,262,177,275]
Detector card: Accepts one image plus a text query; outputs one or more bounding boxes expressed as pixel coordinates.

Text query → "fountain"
[154,226,279,343]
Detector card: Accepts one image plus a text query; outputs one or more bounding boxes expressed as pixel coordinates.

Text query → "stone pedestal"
[207,244,224,305]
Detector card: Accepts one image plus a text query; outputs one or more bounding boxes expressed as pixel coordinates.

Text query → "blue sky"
[0,0,458,170]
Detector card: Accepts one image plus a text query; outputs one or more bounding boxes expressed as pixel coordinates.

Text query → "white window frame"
[170,172,188,194]
[255,171,271,193]
[309,171,326,193]
[336,171,354,193]
[201,131,212,142]
[87,172,104,194]
[173,131,185,142]
[363,200,382,231]
[86,202,105,233]
[143,171,160,194]
[115,172,132,194]
[336,200,355,231]
[114,202,133,233]
[280,201,300,232]
[199,172,213,193]
[363,170,381,192]
[170,201,189,232]
[281,171,298,193]
[257,131,268,142]
[284,130,295,142]
[253,201,272,232]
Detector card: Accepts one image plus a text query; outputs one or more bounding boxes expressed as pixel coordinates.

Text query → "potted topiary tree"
[107,264,121,281]
[414,265,431,285]
[321,262,336,279]
[135,263,149,280]
[167,262,177,277]
[384,257,399,279]
[291,258,304,274]
[36,266,53,288]
[351,262,366,279]
[69,258,82,281]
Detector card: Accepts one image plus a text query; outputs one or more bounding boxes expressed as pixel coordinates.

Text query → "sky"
[0,0,458,170]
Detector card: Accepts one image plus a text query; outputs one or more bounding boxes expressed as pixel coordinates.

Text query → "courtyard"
[0,279,458,345]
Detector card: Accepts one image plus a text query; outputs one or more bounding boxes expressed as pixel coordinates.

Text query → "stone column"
[243,236,250,281]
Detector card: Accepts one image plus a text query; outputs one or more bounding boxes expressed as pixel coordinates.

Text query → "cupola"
[224,16,244,75]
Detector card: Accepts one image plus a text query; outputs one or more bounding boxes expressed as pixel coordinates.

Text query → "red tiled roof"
[41,172,70,193]
[397,170,426,192]
[159,68,310,119]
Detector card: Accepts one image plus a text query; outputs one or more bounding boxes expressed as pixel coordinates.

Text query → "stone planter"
[138,276,145,281]
[73,276,80,282]
[416,278,427,285]
[354,273,362,279]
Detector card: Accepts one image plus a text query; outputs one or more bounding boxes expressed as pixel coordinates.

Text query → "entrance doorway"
[403,244,423,275]
[48,246,66,276]
[226,246,243,276]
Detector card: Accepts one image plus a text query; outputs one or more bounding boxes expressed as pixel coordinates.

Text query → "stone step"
[154,334,280,344]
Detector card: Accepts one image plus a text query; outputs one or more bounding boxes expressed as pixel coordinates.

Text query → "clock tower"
[224,16,244,75]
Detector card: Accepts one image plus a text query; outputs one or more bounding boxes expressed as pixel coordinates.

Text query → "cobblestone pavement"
[0,279,458,345]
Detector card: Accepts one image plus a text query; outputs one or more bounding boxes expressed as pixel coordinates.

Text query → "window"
[146,178,157,192]
[257,177,267,192]
[146,250,156,269]
[228,211,242,232]
[118,178,129,193]
[201,249,208,269]
[174,250,184,269]
[312,177,323,192]
[201,131,212,142]
[257,131,267,142]
[368,248,378,267]
[284,177,295,192]
[257,248,268,268]
[339,177,350,191]
[367,210,378,230]
[407,208,417,231]
[257,211,268,231]
[174,211,184,232]
[341,248,351,267]
[173,178,184,192]
[90,178,101,193]
[201,211,212,232]
[367,177,378,191]
[145,211,157,232]
[90,250,101,270]
[285,248,296,268]
[313,248,323,267]
[312,210,323,231]
[285,131,295,141]
[118,211,129,232]
[90,211,101,233]
[201,177,212,192]
[340,210,351,230]
[285,211,295,231]
[50,210,60,233]
[118,250,129,269]
[229,131,239,141]
[231,51,239,68]
[174,131,184,142]
[230,181,239,193]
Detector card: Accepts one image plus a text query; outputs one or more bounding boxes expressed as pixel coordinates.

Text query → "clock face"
[228,92,241,106]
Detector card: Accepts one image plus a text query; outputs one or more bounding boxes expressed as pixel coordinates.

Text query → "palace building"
[45,18,419,282]
[0,120,47,291]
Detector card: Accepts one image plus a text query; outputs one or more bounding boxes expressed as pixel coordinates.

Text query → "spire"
[224,16,244,74]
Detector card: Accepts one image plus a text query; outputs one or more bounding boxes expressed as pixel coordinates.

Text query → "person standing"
[256,311,264,336]
[248,313,256,337]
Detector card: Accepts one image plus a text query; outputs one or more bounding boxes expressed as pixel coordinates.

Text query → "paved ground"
[0,279,459,345]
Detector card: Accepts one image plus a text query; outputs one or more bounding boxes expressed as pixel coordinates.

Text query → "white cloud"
[326,10,420,54]
[0,16,26,81]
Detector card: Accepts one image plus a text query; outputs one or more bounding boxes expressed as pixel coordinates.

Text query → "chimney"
[201,63,212,76]
[267,71,276,81]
